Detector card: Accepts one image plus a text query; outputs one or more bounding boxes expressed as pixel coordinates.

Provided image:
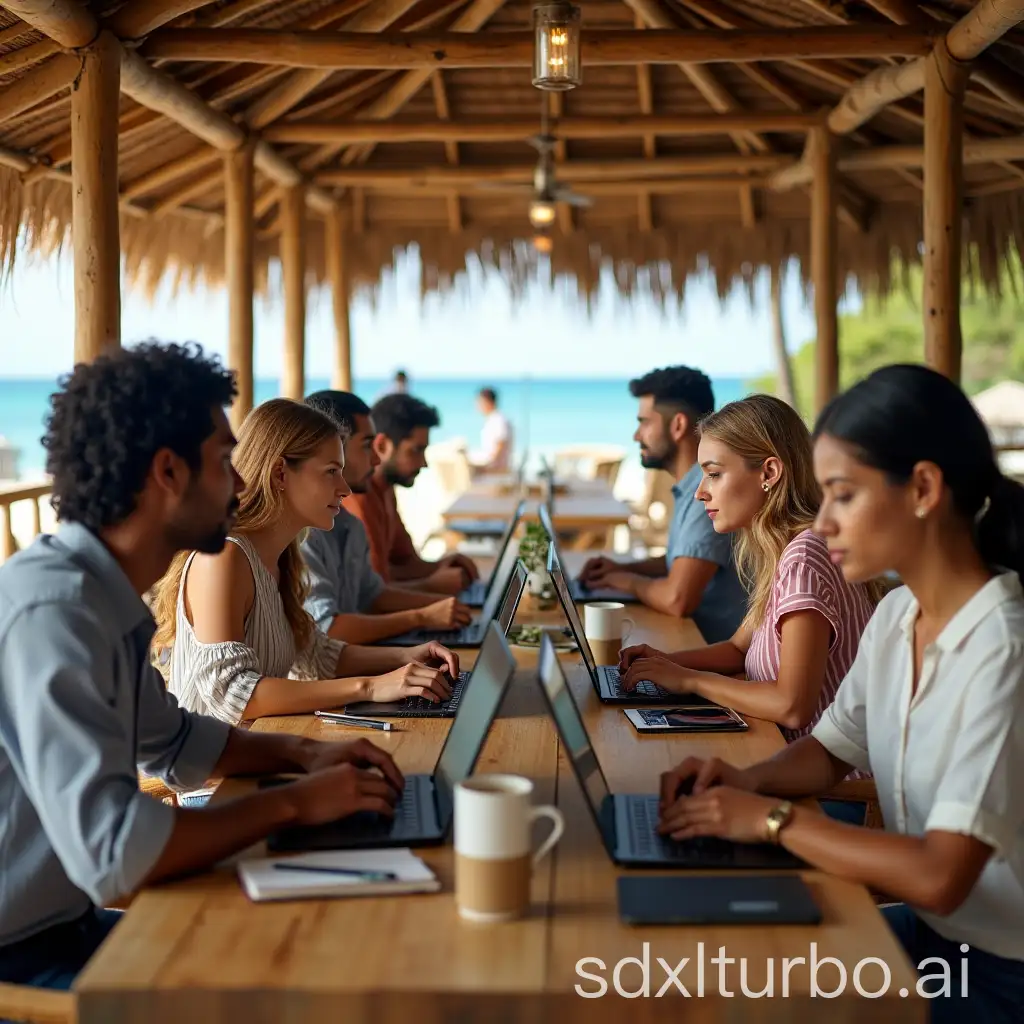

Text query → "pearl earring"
[915,508,926,519]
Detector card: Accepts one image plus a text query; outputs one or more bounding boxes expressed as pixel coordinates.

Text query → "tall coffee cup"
[584,601,634,665]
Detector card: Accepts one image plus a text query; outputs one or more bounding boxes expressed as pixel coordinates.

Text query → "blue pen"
[272,863,398,881]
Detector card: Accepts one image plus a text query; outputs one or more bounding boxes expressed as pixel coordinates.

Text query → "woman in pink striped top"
[621,394,883,743]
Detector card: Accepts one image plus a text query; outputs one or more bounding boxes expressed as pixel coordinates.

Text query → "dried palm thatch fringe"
[2,168,1023,308]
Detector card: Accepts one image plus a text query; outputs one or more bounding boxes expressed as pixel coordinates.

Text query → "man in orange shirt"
[344,393,479,595]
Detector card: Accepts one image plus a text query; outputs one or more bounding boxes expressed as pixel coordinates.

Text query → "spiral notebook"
[237,847,441,902]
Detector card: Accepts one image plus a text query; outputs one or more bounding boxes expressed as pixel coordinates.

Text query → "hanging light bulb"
[528,198,557,228]
[533,232,554,254]
[532,1,581,91]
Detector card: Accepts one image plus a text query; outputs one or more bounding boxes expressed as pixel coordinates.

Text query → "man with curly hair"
[578,365,747,642]
[0,342,403,992]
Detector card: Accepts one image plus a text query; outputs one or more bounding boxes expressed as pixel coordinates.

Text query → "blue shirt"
[666,462,748,643]
[0,523,230,946]
[301,508,387,631]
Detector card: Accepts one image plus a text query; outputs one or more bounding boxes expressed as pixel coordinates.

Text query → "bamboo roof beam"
[634,12,655,231]
[0,37,60,74]
[1,0,337,215]
[307,0,509,172]
[138,25,936,68]
[265,112,823,145]
[0,52,79,125]
[120,145,222,199]
[108,0,220,40]
[315,153,788,187]
[430,70,462,233]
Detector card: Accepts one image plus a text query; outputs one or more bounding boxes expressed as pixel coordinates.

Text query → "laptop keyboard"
[604,666,669,700]
[629,796,738,864]
[391,670,471,716]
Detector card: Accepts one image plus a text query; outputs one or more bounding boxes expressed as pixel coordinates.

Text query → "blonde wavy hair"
[699,395,884,632]
[152,398,345,654]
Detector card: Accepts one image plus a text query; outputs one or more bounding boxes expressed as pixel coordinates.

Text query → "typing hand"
[369,662,454,704]
[657,786,779,844]
[658,756,750,809]
[421,597,473,631]
[287,763,401,826]
[621,656,697,694]
[618,643,663,672]
[579,556,616,585]
[407,641,459,678]
[425,566,468,595]
[299,737,405,794]
[440,552,479,583]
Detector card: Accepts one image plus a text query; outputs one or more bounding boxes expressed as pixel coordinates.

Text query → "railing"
[0,481,52,562]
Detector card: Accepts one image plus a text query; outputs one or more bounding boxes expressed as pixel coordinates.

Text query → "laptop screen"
[480,542,522,621]
[545,543,599,681]
[536,635,612,831]
[495,560,528,634]
[482,500,526,597]
[434,623,517,829]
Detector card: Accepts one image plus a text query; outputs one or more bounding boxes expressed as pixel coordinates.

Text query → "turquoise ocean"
[0,376,753,478]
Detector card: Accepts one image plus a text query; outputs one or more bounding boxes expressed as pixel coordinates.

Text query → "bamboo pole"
[810,126,838,416]
[325,208,353,392]
[0,0,96,47]
[316,153,787,187]
[108,0,219,39]
[71,31,121,364]
[121,145,221,199]
[0,53,80,126]
[923,41,969,382]
[0,37,60,75]
[139,25,934,67]
[280,186,307,402]
[225,141,255,429]
[265,111,824,145]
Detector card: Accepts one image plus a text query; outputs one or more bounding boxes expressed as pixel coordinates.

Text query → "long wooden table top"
[75,556,923,1023]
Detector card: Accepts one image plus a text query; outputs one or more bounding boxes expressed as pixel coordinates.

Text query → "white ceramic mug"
[454,774,564,922]
[584,601,634,663]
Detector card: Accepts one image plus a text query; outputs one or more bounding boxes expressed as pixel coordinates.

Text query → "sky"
[0,247,845,380]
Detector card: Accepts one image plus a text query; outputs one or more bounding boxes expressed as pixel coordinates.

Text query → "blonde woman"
[153,399,457,726]
[620,395,882,767]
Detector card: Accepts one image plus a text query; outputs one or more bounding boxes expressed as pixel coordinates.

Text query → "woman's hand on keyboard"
[618,643,664,672]
[659,756,750,807]
[368,662,454,704]
[621,655,696,694]
[406,641,460,678]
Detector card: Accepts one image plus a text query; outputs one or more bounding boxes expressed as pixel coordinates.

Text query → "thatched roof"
[2,0,1024,305]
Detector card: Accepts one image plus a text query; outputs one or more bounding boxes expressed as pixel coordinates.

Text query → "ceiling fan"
[476,93,592,233]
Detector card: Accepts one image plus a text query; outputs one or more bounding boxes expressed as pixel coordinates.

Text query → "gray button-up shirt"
[666,461,748,644]
[301,507,386,631]
[0,523,230,946]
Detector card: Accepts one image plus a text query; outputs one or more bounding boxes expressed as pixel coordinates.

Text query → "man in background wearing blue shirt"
[0,343,403,992]
[579,365,747,643]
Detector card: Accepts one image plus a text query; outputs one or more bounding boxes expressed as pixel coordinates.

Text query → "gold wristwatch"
[764,801,794,844]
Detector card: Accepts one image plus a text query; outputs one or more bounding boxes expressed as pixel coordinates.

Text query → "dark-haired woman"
[655,365,1024,1021]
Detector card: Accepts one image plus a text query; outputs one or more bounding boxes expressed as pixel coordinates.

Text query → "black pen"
[272,863,398,881]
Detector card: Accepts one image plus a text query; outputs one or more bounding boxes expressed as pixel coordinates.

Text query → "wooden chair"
[0,982,73,1024]
[823,777,884,829]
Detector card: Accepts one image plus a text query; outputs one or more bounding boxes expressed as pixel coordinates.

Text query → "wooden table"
[75,560,924,1023]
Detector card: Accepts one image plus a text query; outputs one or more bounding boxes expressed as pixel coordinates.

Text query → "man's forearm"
[372,587,441,612]
[633,574,692,617]
[388,556,432,581]
[142,786,304,888]
[211,727,312,778]
[327,609,424,644]
[629,555,668,577]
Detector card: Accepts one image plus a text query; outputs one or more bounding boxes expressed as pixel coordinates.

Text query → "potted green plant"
[517,522,552,600]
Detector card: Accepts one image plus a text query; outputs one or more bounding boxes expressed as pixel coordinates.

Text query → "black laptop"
[546,544,712,706]
[459,500,526,607]
[535,634,804,870]
[266,623,517,853]
[377,556,527,649]
[345,562,526,718]
[538,502,637,605]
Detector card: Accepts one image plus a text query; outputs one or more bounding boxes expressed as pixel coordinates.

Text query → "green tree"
[754,257,1024,410]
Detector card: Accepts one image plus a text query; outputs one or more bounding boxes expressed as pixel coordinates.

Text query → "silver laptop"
[460,499,526,607]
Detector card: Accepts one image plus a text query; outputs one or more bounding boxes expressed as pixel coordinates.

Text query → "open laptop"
[377,556,527,649]
[546,544,711,706]
[346,562,524,718]
[267,623,517,853]
[536,634,804,870]
[459,500,526,607]
[538,503,637,604]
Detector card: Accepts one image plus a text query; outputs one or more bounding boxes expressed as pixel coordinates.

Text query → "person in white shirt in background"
[656,364,1024,1023]
[469,387,513,474]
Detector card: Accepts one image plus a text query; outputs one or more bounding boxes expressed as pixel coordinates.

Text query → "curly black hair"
[43,341,237,531]
[370,392,440,444]
[628,365,715,420]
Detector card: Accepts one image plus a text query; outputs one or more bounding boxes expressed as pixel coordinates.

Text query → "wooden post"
[280,184,307,400]
[71,31,121,363]
[810,125,839,414]
[325,207,353,392]
[225,141,255,430]
[923,40,969,381]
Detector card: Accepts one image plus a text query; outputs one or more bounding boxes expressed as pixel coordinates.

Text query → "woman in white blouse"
[152,398,457,725]
[656,365,1024,1021]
